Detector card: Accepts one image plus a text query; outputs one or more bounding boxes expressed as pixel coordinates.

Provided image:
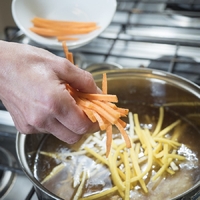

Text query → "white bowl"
[11,0,117,50]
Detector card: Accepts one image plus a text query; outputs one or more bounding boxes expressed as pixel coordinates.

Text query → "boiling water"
[33,105,200,200]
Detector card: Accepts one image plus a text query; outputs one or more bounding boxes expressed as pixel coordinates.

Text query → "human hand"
[0,40,100,144]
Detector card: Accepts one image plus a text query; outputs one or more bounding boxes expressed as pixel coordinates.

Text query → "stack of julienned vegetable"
[30,17,100,42]
[62,41,131,157]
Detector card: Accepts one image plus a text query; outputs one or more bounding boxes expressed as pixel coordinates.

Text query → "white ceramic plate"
[12,0,117,50]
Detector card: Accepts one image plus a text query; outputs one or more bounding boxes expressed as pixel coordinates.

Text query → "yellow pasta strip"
[135,143,141,160]
[41,163,65,184]
[79,186,118,200]
[152,158,173,181]
[134,114,145,147]
[152,150,178,181]
[130,129,153,183]
[154,150,164,158]
[73,170,87,200]
[84,147,108,165]
[128,112,135,138]
[138,156,148,165]
[108,143,126,193]
[153,143,163,154]
[166,154,185,160]
[156,120,181,138]
[116,159,123,167]
[117,168,126,181]
[153,137,181,148]
[152,106,164,137]
[111,140,118,149]
[153,156,175,175]
[163,102,200,107]
[124,150,131,200]
[162,143,169,163]
[145,128,157,148]
[130,146,148,193]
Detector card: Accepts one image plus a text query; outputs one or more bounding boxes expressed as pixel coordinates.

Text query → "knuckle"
[75,123,91,135]
[83,71,95,87]
[67,135,82,144]
[17,124,35,134]
[27,100,57,130]
[27,115,44,129]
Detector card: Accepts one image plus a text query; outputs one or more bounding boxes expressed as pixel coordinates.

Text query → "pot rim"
[92,68,200,97]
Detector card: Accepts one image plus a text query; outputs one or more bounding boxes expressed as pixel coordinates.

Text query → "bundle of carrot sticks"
[62,41,131,156]
[30,17,100,42]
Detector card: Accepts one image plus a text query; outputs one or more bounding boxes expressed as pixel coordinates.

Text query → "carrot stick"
[62,41,74,64]
[30,26,99,37]
[92,111,109,131]
[62,41,69,59]
[102,73,107,94]
[67,52,74,64]
[30,17,100,43]
[32,17,97,27]
[67,85,118,102]
[105,102,117,109]
[77,99,118,125]
[118,118,127,128]
[30,27,62,37]
[115,120,131,148]
[116,107,129,117]
[62,44,130,157]
[78,93,118,103]
[91,100,121,119]
[57,36,79,41]
[79,106,97,123]
[32,20,98,29]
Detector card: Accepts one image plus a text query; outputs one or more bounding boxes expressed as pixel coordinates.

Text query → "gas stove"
[1,0,200,200]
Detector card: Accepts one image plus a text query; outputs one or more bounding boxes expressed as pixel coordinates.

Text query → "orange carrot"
[30,17,100,43]
[67,52,74,64]
[57,36,79,42]
[115,120,131,148]
[91,100,121,119]
[92,111,109,131]
[62,41,69,59]
[118,118,127,128]
[62,45,130,156]
[77,99,118,125]
[115,107,129,117]
[62,41,75,64]
[32,17,97,27]
[30,27,62,37]
[32,20,98,30]
[105,101,117,109]
[102,73,107,94]
[79,106,96,123]
[30,26,99,37]
[78,93,118,102]
[67,84,118,102]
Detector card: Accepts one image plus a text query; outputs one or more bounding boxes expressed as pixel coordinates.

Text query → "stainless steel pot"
[16,68,200,200]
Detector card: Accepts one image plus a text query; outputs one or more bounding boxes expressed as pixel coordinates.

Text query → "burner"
[148,56,200,84]
[166,1,200,20]
[166,2,200,13]
[0,147,16,198]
